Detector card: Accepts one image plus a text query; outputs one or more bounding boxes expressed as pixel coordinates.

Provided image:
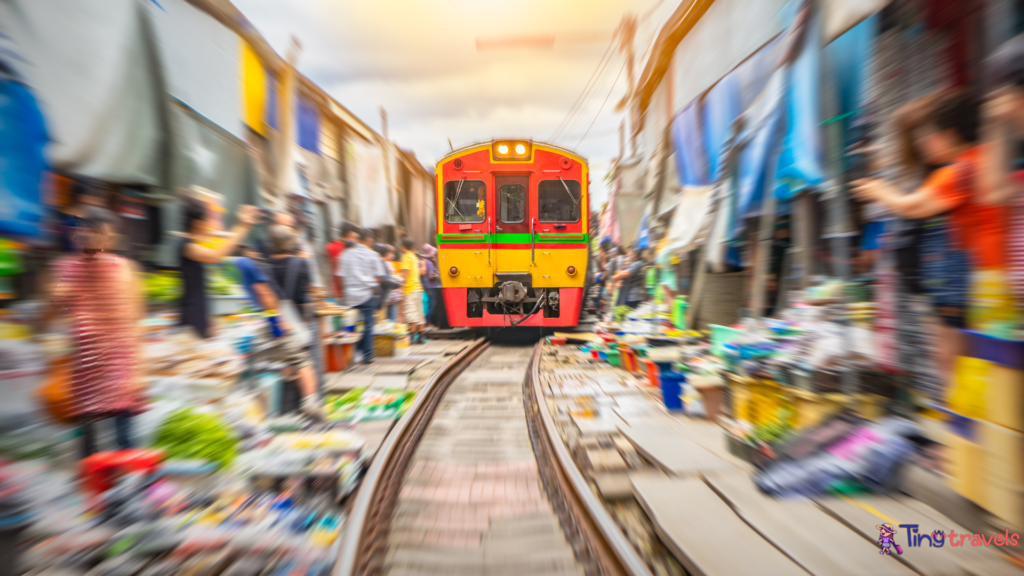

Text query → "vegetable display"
[325,389,415,422]
[152,408,239,468]
[144,272,182,304]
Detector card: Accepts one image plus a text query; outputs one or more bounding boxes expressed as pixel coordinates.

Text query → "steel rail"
[524,342,653,576]
[335,337,490,576]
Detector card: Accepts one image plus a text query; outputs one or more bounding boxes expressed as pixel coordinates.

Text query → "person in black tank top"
[177,196,259,338]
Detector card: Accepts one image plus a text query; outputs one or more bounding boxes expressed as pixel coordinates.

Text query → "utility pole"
[275,35,302,207]
[618,14,638,158]
[380,106,398,239]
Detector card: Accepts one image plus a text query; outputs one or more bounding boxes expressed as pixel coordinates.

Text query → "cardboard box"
[945,432,986,505]
[984,364,1024,433]
[979,421,1024,528]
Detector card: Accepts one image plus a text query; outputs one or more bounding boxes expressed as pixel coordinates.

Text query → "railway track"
[336,339,650,576]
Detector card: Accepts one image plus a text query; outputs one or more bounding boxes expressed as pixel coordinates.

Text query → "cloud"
[232,0,676,174]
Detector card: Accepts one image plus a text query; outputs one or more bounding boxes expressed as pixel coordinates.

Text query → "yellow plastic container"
[790,389,845,430]
[949,356,989,420]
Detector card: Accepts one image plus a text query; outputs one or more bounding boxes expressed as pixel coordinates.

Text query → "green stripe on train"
[438,233,589,244]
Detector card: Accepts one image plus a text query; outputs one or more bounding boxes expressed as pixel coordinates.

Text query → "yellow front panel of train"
[439,248,586,288]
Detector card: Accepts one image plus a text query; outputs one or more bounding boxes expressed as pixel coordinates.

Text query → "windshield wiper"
[448,177,467,221]
[559,177,582,220]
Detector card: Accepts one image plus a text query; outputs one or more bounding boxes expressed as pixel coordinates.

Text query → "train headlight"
[492,140,531,160]
[567,266,576,275]
[449,266,459,276]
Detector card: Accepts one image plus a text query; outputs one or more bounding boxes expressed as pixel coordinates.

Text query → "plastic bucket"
[607,349,621,367]
[660,372,686,410]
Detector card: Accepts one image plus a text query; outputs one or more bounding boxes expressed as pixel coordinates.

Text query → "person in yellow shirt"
[398,237,426,342]
[475,186,486,221]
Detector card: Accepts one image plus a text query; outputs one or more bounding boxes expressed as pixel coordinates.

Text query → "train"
[436,139,589,328]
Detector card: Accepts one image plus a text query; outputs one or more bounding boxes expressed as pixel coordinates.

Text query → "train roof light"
[492,140,531,161]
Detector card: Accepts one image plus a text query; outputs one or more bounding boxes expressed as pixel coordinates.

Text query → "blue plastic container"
[965,330,1024,370]
[660,371,686,411]
[653,360,676,373]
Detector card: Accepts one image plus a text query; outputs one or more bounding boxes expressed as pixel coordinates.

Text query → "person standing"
[340,229,386,363]
[326,229,345,299]
[333,226,362,301]
[43,208,144,457]
[398,238,426,343]
[264,225,321,417]
[179,198,258,339]
[421,244,441,328]
[613,248,647,309]
[378,244,402,322]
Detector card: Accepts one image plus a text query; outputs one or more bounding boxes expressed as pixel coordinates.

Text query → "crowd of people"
[43,189,444,455]
[591,241,677,319]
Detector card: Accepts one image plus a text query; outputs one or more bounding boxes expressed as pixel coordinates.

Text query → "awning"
[730,69,786,240]
[702,72,741,180]
[659,185,714,257]
[145,0,244,140]
[773,3,826,201]
[346,138,393,228]
[821,0,888,45]
[5,0,164,184]
[671,101,710,186]
[0,80,48,238]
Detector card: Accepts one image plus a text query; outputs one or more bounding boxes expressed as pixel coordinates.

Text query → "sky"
[232,0,679,207]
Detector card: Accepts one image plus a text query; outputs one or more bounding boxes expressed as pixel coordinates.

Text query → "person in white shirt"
[339,229,386,363]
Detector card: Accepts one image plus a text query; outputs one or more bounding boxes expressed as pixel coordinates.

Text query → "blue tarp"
[0,79,47,238]
[731,77,784,239]
[297,93,319,154]
[736,36,782,111]
[773,7,826,201]
[702,73,741,180]
[824,14,879,156]
[671,101,710,186]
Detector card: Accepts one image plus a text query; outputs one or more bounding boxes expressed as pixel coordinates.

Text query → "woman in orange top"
[854,91,1010,373]
[855,93,1006,269]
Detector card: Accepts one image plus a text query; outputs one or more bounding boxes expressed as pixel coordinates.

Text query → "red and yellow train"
[436,139,589,328]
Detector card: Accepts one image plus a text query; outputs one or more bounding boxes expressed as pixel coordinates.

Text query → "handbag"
[266,257,313,347]
[36,355,76,424]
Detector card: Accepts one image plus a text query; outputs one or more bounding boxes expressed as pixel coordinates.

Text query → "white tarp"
[660,185,713,257]
[821,0,888,45]
[1,0,163,183]
[346,138,393,228]
[670,0,789,112]
[144,0,244,139]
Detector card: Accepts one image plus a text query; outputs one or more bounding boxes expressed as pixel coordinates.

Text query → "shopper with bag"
[264,225,320,418]
[41,207,144,457]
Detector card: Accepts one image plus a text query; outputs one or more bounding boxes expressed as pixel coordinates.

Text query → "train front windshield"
[444,180,486,223]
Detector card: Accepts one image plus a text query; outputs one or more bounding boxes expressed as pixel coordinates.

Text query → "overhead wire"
[575,55,628,149]
[549,31,619,142]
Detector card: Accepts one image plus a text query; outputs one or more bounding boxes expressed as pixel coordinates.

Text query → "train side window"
[444,180,486,223]
[499,184,526,223]
[538,179,581,223]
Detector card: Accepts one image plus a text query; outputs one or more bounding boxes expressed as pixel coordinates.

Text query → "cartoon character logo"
[877,523,903,555]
